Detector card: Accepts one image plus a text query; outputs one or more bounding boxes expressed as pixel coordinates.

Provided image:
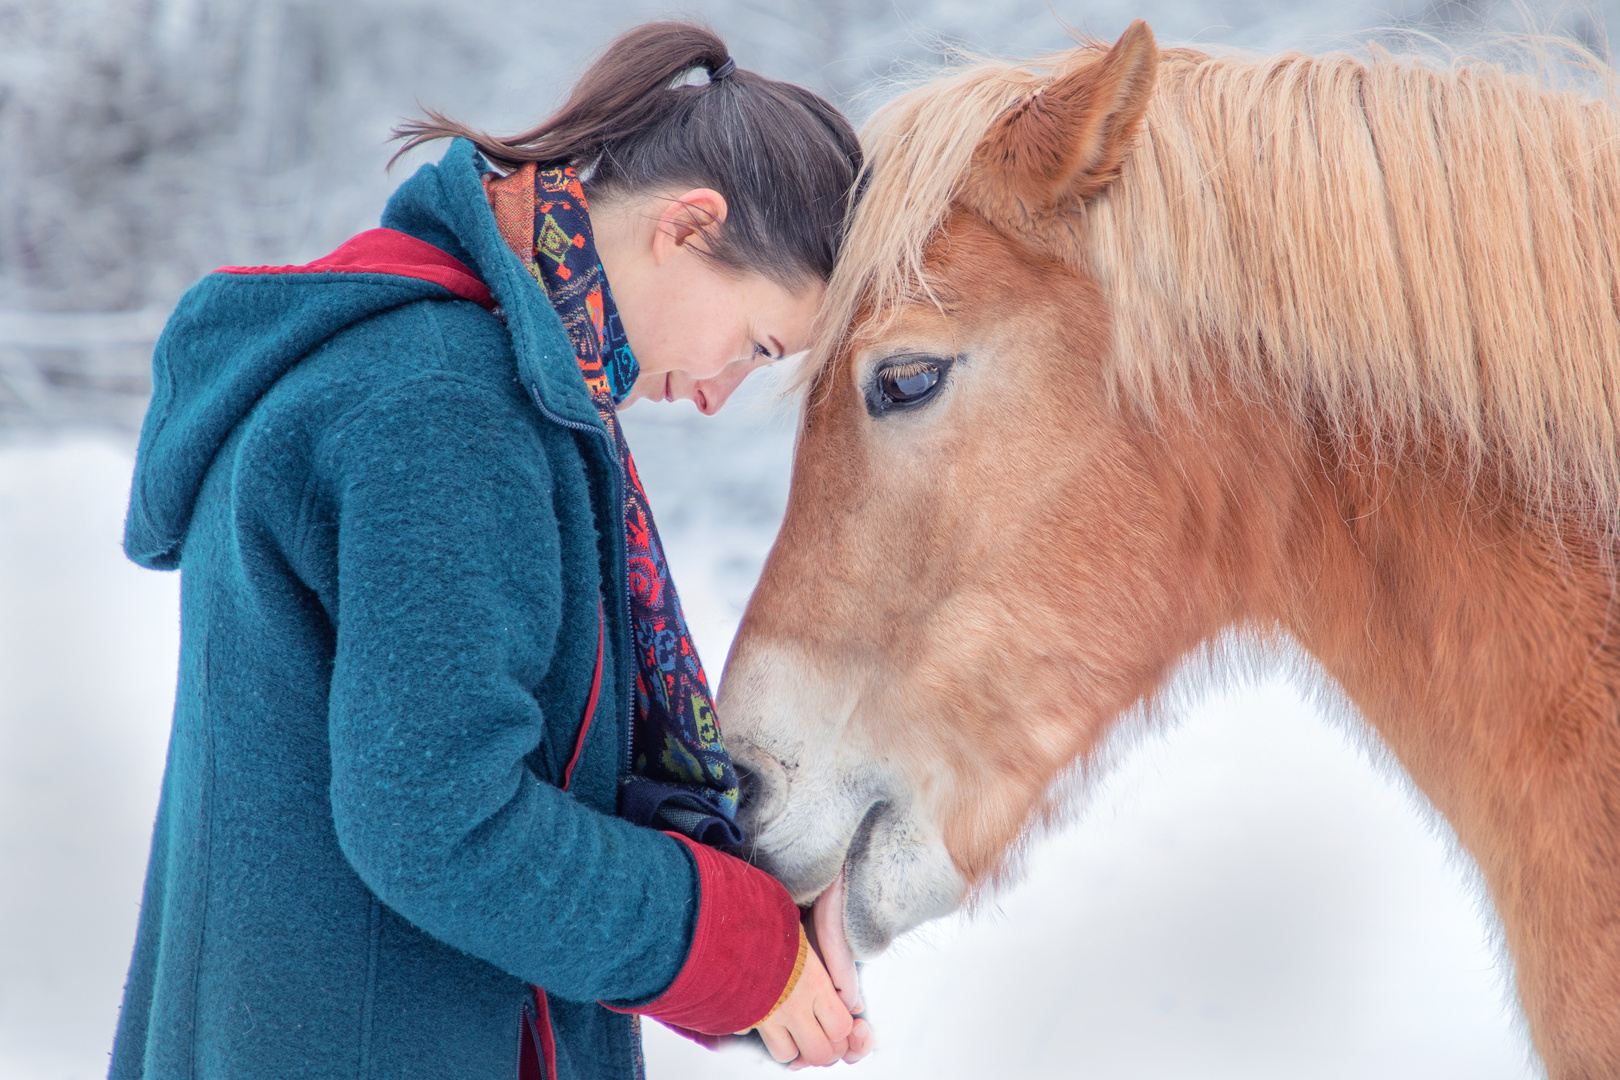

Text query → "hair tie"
[709,57,736,82]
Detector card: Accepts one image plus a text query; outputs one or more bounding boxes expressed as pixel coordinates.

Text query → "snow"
[0,436,178,1080]
[0,372,1536,1077]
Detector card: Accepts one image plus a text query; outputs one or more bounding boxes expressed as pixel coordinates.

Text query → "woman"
[113,21,869,1079]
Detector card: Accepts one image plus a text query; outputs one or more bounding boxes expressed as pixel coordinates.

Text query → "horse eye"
[887,366,937,399]
[868,356,953,416]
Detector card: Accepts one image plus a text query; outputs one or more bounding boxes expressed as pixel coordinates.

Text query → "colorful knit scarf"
[485,163,743,847]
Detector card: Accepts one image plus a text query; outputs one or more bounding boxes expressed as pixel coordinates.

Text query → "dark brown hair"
[393,22,863,288]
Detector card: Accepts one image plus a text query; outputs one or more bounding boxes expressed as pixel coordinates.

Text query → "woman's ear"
[964,19,1158,224]
[651,188,729,264]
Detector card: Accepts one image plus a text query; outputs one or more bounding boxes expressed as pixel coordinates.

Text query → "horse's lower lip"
[812,866,863,1014]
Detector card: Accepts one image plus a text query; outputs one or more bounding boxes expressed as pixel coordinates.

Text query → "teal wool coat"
[113,140,707,1079]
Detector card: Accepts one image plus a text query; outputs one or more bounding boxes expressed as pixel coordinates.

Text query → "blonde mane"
[816,43,1620,526]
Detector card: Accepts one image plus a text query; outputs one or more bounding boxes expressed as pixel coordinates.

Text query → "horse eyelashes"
[885,360,934,381]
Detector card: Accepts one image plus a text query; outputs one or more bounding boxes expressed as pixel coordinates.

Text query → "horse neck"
[1161,397,1620,1073]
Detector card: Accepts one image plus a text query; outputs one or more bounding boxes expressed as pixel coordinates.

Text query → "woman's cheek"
[683,329,739,381]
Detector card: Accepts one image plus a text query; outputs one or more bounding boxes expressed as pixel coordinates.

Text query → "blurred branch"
[0,310,169,349]
[0,311,163,432]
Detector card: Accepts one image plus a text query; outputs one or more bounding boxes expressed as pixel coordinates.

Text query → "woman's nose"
[691,383,728,415]
[691,368,749,415]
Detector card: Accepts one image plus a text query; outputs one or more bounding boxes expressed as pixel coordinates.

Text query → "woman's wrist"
[601,832,803,1035]
[760,924,812,1025]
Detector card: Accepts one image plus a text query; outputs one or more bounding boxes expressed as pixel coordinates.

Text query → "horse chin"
[799,804,966,971]
[839,800,968,958]
[731,740,968,957]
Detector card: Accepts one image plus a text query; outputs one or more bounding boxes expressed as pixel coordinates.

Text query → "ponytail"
[393,23,729,171]
[392,21,863,286]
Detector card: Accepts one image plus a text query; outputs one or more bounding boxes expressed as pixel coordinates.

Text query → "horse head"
[720,20,1167,954]
[718,21,1620,1075]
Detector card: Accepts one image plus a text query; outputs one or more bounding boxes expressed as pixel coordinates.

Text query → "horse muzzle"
[722,639,969,955]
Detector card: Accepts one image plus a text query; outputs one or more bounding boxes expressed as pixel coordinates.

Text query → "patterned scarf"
[485,163,743,847]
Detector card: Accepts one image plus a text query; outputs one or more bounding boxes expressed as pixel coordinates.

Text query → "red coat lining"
[217,228,496,310]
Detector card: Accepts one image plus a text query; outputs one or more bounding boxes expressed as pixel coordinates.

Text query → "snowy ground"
[0,373,1536,1078]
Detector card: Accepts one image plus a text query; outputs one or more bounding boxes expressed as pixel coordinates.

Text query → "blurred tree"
[0,0,503,313]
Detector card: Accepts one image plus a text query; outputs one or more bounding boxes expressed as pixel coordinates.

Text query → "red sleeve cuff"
[603,832,802,1035]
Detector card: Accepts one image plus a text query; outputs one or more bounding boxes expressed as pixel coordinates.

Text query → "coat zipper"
[527,387,636,782]
[528,385,646,1080]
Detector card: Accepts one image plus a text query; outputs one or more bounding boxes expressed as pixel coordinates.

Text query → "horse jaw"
[721,641,968,957]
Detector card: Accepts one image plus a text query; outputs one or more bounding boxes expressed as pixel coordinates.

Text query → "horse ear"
[967,19,1158,220]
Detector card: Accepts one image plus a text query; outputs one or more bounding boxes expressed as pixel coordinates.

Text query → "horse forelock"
[810,39,1620,533]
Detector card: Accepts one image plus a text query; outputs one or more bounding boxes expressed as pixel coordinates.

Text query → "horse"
[715,21,1620,1077]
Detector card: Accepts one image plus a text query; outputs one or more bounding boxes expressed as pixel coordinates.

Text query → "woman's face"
[618,266,823,414]
[593,187,825,415]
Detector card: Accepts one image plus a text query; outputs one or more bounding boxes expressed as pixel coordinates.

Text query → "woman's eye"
[868,356,952,416]
[753,343,771,359]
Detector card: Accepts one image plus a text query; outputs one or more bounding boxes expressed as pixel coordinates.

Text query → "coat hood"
[124,139,603,570]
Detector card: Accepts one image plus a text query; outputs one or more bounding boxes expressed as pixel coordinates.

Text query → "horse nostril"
[730,745,788,835]
[736,761,764,818]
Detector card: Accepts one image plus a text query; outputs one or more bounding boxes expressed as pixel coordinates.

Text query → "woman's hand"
[752,945,876,1068]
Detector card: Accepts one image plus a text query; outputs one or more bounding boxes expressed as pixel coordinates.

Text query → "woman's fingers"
[843,1016,876,1063]
[812,986,855,1044]
[788,1006,843,1066]
[758,1023,799,1065]
[755,932,863,1068]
